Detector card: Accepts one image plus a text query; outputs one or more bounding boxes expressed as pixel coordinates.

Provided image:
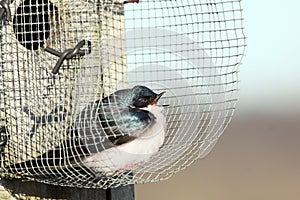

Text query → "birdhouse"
[0,0,246,188]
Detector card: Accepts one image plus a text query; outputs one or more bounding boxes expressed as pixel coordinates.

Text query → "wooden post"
[0,1,133,199]
[0,178,134,200]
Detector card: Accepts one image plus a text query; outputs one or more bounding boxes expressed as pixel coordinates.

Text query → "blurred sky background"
[137,0,300,199]
[239,0,300,114]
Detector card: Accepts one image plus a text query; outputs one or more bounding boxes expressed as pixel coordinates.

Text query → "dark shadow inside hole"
[13,0,58,50]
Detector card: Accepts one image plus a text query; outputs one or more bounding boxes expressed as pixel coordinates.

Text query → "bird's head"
[129,86,165,108]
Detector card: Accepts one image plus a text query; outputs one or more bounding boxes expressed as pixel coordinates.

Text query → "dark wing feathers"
[99,106,155,145]
[6,128,89,174]
[5,92,155,173]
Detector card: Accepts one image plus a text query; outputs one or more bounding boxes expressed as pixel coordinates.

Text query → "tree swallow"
[7,86,166,176]
[77,85,166,174]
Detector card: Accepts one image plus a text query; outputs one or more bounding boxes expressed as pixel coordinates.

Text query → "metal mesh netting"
[0,0,246,188]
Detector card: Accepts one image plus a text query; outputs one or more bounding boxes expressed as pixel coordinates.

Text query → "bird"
[6,86,166,176]
[76,85,166,174]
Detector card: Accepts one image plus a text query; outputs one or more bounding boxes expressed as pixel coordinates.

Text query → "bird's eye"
[138,97,148,103]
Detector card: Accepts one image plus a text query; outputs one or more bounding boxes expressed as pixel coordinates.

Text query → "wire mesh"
[0,0,246,188]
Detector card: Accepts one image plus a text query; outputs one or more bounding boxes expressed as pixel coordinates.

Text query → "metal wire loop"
[124,0,140,4]
[44,40,92,74]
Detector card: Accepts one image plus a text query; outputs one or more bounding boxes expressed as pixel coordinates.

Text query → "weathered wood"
[0,0,130,190]
[0,179,134,200]
[0,185,13,200]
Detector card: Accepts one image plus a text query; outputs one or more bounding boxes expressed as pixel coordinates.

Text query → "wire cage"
[0,0,246,188]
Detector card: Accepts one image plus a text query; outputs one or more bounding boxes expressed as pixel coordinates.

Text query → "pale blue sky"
[125,1,300,114]
[239,0,300,113]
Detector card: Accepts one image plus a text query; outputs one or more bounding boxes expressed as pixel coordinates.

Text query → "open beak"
[124,0,139,4]
[151,91,165,105]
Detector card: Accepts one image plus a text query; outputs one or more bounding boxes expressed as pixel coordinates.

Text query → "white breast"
[83,105,166,173]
